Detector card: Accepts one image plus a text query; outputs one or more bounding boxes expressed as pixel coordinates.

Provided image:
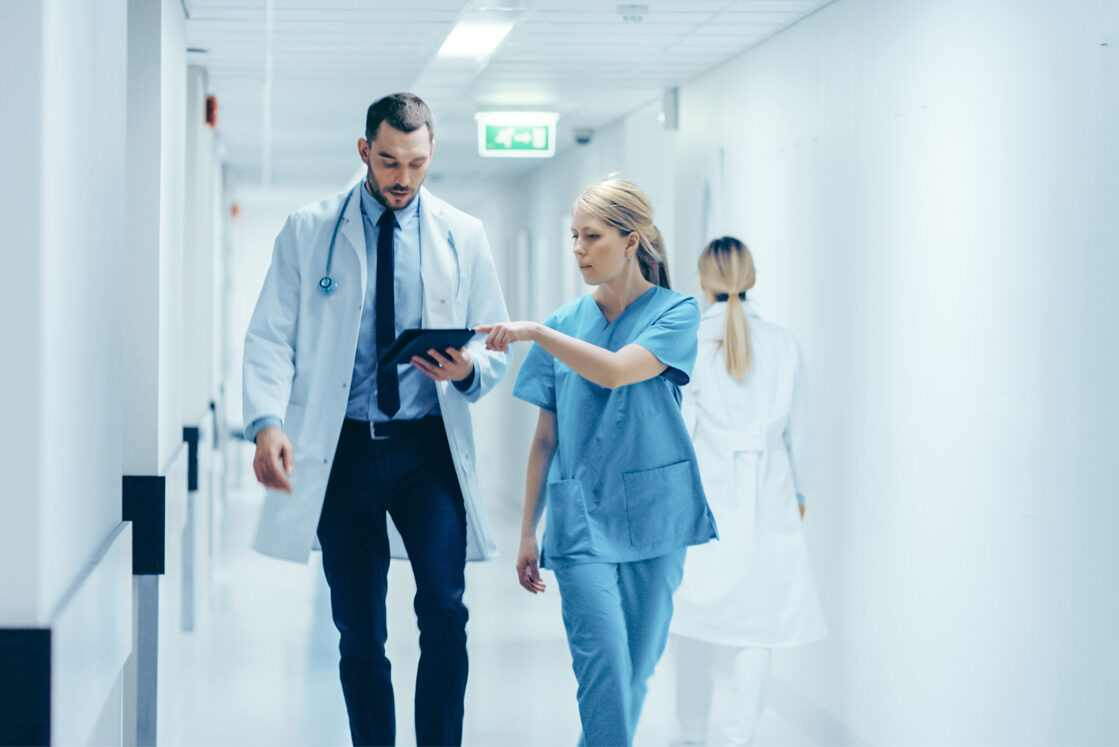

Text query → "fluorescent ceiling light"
[437,22,513,57]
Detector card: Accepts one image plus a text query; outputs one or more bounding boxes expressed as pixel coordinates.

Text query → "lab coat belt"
[721,420,785,453]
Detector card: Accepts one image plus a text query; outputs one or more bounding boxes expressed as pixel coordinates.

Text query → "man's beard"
[367,170,422,211]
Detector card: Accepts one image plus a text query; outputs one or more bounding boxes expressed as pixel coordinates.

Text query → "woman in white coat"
[671,236,826,746]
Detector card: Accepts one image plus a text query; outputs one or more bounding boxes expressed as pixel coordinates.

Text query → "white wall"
[37,0,129,626]
[0,0,45,625]
[159,0,187,464]
[121,3,195,743]
[464,0,1119,741]
[183,65,219,425]
[675,1,1119,742]
[0,0,128,627]
[124,0,187,475]
[0,1,134,743]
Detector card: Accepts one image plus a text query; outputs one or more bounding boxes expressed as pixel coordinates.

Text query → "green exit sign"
[475,112,558,158]
[486,124,549,152]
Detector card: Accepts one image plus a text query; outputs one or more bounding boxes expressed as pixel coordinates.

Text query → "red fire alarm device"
[206,95,218,128]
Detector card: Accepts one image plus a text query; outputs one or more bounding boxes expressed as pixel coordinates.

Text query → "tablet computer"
[378,328,479,368]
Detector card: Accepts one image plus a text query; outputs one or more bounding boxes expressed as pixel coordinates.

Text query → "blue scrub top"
[513,285,718,569]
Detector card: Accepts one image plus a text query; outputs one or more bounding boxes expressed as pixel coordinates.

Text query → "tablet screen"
[378,328,478,368]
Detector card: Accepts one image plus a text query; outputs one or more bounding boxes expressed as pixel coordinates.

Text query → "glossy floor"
[179,445,813,746]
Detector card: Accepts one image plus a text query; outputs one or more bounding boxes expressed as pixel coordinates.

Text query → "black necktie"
[376,209,400,418]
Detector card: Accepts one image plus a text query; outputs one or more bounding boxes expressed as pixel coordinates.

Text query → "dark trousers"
[317,417,469,747]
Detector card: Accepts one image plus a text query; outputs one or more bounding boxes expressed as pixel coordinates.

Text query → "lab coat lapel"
[337,183,367,295]
[418,187,458,327]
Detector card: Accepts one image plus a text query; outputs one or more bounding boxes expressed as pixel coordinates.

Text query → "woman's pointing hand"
[475,322,543,353]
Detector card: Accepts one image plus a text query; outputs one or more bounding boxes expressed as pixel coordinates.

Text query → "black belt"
[344,415,444,440]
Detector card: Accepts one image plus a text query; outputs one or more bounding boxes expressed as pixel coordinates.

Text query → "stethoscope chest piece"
[318,185,357,298]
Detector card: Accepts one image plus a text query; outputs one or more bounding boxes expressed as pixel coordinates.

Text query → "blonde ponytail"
[639,223,671,289]
[698,237,756,380]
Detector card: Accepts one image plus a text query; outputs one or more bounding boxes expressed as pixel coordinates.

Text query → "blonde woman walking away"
[671,236,826,746]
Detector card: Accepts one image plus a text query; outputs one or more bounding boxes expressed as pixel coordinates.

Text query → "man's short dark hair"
[365,93,434,142]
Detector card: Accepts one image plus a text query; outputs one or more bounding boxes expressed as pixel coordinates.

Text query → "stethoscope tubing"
[319,185,356,296]
[318,183,452,297]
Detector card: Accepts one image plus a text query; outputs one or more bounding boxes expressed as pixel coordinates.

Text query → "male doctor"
[242,92,509,746]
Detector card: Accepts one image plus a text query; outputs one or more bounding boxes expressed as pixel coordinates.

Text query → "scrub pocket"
[623,460,695,547]
[544,479,593,558]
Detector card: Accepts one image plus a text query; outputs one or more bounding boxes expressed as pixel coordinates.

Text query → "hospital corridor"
[2,1,1118,746]
[175,444,813,746]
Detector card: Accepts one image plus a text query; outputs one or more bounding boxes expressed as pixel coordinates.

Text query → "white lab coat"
[242,184,510,563]
[671,302,826,647]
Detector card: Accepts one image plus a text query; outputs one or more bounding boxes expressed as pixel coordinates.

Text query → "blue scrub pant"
[553,550,686,747]
[317,418,468,746]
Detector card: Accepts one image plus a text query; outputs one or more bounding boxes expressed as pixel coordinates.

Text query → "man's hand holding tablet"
[411,346,474,382]
[378,328,480,382]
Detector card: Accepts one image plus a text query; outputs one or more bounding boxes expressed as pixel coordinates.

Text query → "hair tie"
[715,292,746,302]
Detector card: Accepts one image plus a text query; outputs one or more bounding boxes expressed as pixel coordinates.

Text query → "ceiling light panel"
[437,21,514,57]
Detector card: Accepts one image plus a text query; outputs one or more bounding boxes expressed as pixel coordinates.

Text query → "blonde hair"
[575,178,671,288]
[698,236,756,380]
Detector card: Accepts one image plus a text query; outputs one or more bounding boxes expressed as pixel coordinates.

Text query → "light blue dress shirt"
[512,286,717,569]
[347,183,436,422]
[245,183,478,443]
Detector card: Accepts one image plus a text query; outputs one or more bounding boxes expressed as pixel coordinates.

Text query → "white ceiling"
[185,0,830,193]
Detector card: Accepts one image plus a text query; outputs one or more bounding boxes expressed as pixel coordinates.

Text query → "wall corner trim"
[0,629,50,745]
[122,475,166,575]
[183,426,201,492]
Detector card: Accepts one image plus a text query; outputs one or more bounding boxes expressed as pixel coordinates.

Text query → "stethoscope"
[318,186,355,296]
[318,184,456,297]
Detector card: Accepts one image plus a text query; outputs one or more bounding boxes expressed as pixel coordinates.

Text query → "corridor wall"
[0,1,133,744]
[672,1,1119,743]
[122,0,192,742]
[461,0,1119,742]
[180,64,224,640]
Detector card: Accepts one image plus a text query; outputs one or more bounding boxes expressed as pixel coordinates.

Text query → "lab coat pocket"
[624,460,694,547]
[544,479,592,558]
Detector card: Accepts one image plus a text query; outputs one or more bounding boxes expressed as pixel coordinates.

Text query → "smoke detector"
[616,3,649,22]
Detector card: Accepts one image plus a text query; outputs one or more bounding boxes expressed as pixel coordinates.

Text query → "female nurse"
[478,178,718,747]
[670,237,826,746]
